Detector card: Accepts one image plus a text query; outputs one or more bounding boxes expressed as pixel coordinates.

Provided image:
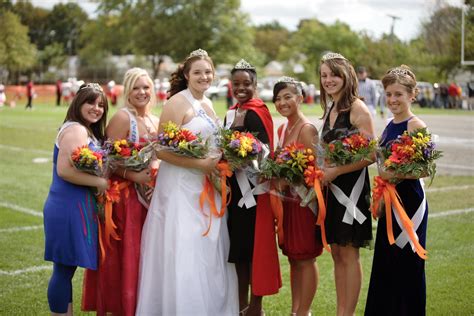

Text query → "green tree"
[11,1,50,50]
[92,0,258,77]
[254,21,290,64]
[279,19,365,83]
[0,11,37,83]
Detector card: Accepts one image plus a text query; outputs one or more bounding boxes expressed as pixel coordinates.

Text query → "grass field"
[0,101,473,315]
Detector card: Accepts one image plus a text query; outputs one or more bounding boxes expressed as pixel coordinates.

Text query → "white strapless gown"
[136,90,238,316]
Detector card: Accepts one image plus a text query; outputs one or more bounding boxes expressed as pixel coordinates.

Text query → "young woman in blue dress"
[43,83,109,315]
[365,65,429,316]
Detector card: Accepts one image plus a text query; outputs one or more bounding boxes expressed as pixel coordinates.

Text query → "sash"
[329,168,367,225]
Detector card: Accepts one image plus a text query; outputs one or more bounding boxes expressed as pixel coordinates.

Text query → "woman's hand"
[96,177,109,195]
[378,168,396,181]
[322,166,340,185]
[128,168,153,185]
[272,178,289,192]
[198,156,220,175]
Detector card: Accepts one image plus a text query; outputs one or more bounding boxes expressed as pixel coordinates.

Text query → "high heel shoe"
[239,306,249,316]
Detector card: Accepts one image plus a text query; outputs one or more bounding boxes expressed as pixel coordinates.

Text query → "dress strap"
[121,108,140,143]
[295,122,315,141]
[55,121,99,148]
[180,89,218,130]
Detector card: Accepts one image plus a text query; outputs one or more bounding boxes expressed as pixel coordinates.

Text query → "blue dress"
[365,117,428,316]
[43,123,99,270]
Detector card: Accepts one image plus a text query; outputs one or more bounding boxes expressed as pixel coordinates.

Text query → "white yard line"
[0,144,50,155]
[426,185,474,192]
[0,265,52,276]
[0,202,43,218]
[429,208,474,218]
[0,225,43,233]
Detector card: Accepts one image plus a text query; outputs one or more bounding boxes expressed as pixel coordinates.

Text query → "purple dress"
[365,117,427,316]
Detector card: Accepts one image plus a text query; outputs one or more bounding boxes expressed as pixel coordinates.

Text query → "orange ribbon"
[371,176,427,259]
[269,187,284,246]
[199,162,233,236]
[304,166,331,253]
[97,179,130,263]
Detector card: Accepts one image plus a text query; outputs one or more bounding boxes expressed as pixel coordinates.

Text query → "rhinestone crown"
[389,67,410,76]
[187,48,208,59]
[321,52,347,62]
[234,59,255,70]
[79,83,103,92]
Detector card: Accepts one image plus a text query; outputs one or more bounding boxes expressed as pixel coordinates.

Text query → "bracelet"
[122,169,127,179]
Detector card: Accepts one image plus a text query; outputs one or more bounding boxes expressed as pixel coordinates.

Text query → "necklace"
[286,117,302,135]
[235,107,246,118]
[137,114,155,134]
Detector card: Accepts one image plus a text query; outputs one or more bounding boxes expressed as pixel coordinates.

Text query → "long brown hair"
[168,53,215,98]
[64,83,108,142]
[319,57,358,119]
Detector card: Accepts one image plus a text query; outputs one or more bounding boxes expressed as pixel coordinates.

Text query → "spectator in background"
[25,79,34,110]
[439,83,449,109]
[61,81,73,105]
[0,84,6,107]
[107,80,118,106]
[448,82,459,109]
[356,66,377,117]
[468,82,474,111]
[56,79,62,106]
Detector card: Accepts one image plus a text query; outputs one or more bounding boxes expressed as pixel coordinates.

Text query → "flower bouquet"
[104,138,156,208]
[217,129,264,171]
[70,145,106,176]
[323,130,376,166]
[154,121,209,158]
[378,127,442,183]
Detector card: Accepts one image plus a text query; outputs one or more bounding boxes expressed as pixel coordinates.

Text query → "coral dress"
[43,121,99,269]
[82,109,148,316]
[278,123,323,260]
[136,89,238,315]
[365,117,428,316]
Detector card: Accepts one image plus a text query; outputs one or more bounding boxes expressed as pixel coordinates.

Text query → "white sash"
[225,109,236,129]
[121,108,139,143]
[329,168,367,225]
[236,169,270,209]
[393,179,427,251]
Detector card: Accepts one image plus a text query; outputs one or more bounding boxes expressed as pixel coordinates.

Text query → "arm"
[56,125,108,193]
[322,101,375,184]
[155,95,219,174]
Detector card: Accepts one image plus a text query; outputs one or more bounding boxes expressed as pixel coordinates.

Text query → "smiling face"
[128,75,152,110]
[385,83,414,117]
[232,70,256,105]
[185,59,214,94]
[320,63,344,99]
[80,96,105,126]
[274,86,302,118]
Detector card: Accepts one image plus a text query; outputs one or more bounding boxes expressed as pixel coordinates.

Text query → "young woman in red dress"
[82,68,159,316]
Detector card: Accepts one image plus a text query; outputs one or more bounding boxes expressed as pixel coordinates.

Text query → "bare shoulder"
[163,93,188,111]
[407,117,427,132]
[301,122,318,135]
[59,123,88,146]
[351,99,371,116]
[108,109,129,126]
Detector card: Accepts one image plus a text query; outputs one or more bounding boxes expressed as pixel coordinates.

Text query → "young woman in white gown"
[136,49,238,316]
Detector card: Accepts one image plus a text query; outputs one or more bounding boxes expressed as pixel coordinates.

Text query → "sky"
[31,0,465,41]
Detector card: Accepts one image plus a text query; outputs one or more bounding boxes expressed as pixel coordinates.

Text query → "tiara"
[276,76,298,84]
[186,48,208,60]
[321,52,347,62]
[79,83,103,92]
[234,59,255,70]
[389,67,410,76]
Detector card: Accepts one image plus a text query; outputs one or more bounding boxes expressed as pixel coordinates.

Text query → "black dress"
[321,105,372,247]
[226,110,270,263]
[365,118,427,316]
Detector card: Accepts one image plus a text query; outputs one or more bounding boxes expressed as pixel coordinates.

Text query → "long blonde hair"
[122,67,156,116]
